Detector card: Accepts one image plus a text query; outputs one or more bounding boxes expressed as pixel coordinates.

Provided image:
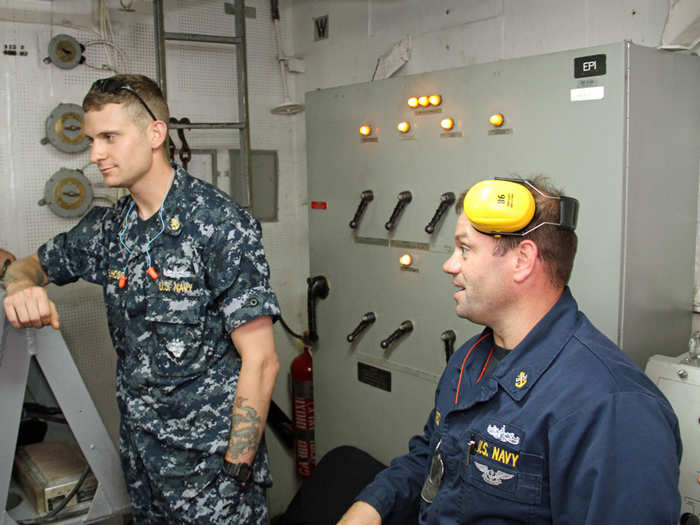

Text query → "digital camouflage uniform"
[38,166,280,524]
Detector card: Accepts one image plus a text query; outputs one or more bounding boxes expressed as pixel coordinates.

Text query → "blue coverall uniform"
[38,166,280,524]
[357,288,682,524]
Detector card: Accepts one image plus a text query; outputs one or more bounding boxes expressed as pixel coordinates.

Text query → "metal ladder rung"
[164,32,242,45]
[170,122,246,130]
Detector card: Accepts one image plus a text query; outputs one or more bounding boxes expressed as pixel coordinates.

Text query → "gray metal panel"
[622,43,700,365]
[306,42,699,465]
[230,149,279,222]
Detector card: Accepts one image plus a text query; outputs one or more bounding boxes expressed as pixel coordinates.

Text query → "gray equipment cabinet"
[305,42,700,466]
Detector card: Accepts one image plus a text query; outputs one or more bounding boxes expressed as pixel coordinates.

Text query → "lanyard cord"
[117,169,176,285]
[455,331,495,405]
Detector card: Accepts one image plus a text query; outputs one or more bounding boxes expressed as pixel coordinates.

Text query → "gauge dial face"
[43,169,94,218]
[48,34,83,70]
[44,104,90,153]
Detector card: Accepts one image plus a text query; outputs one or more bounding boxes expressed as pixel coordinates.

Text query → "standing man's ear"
[512,239,538,283]
[149,120,169,150]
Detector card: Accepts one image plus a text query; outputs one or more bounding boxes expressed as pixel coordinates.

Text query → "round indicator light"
[399,253,413,266]
[407,97,419,108]
[397,121,411,133]
[428,94,442,106]
[440,118,454,130]
[418,96,429,107]
[489,113,505,127]
[359,124,372,136]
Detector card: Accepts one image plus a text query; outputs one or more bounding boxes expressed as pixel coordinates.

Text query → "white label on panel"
[570,86,605,102]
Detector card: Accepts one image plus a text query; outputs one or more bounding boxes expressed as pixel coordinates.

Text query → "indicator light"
[397,121,411,133]
[440,118,454,130]
[359,124,372,136]
[399,253,413,266]
[489,113,505,127]
[428,94,442,106]
[407,97,419,108]
[418,95,429,107]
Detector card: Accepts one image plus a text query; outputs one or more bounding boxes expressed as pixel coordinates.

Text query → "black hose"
[279,315,307,343]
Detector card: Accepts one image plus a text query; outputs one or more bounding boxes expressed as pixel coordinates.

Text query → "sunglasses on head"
[91,77,158,122]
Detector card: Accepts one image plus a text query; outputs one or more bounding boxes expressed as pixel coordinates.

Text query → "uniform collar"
[161,164,189,236]
[491,287,581,401]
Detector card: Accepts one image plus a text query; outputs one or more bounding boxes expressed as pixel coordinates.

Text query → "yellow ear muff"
[464,180,536,234]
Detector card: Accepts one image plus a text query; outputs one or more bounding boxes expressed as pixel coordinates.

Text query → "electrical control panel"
[646,354,700,518]
[306,42,700,465]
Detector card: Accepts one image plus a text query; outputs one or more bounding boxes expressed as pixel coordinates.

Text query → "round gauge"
[42,169,94,218]
[43,103,90,153]
[47,34,84,70]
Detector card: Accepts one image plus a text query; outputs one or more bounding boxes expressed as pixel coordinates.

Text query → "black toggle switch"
[346,312,376,342]
[385,191,412,231]
[380,320,413,349]
[349,190,374,229]
[441,329,456,363]
[425,192,456,234]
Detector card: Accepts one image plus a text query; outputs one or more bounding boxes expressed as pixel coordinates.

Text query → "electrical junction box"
[14,441,97,515]
[646,353,700,518]
[305,42,700,466]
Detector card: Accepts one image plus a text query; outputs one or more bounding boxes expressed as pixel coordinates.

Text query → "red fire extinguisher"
[291,344,315,477]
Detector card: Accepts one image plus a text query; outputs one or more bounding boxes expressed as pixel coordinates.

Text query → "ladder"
[152,0,255,213]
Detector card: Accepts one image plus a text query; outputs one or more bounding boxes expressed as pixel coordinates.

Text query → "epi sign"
[574,54,606,78]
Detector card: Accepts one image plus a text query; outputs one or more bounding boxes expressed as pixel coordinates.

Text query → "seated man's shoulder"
[561,316,666,402]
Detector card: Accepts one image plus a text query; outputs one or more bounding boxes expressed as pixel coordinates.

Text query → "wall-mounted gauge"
[41,103,90,153]
[39,168,94,218]
[45,34,85,70]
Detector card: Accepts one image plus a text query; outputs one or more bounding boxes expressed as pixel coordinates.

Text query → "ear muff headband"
[464,180,536,234]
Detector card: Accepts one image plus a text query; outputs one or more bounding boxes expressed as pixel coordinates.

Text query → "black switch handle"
[349,190,374,229]
[441,329,456,363]
[385,191,412,231]
[380,320,413,349]
[346,312,376,342]
[425,192,456,234]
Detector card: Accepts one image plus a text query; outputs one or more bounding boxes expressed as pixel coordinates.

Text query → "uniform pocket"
[145,295,203,376]
[464,432,543,505]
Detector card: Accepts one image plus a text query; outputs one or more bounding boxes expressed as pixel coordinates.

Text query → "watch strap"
[222,460,252,483]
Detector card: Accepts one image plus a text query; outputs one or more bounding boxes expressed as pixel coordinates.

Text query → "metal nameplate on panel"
[440,131,463,138]
[488,128,513,136]
[415,108,442,115]
[391,240,430,251]
[574,54,606,78]
[361,137,379,143]
[354,236,390,247]
[358,362,391,392]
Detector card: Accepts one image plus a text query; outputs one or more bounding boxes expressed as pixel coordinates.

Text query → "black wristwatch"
[222,461,252,483]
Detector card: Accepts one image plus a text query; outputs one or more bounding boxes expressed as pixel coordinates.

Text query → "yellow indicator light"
[397,121,411,133]
[418,96,429,107]
[359,124,372,136]
[407,97,419,108]
[428,94,442,106]
[489,113,505,127]
[440,118,454,130]
[399,253,413,266]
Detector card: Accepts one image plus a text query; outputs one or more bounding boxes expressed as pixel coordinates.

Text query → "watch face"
[236,463,252,482]
[224,461,252,482]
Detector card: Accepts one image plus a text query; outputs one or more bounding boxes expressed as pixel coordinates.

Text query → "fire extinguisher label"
[293,395,315,430]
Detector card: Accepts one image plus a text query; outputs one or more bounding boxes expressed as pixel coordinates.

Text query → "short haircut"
[82,74,169,130]
[457,176,578,287]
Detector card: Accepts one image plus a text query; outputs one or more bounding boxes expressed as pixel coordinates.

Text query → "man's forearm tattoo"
[227,396,261,459]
